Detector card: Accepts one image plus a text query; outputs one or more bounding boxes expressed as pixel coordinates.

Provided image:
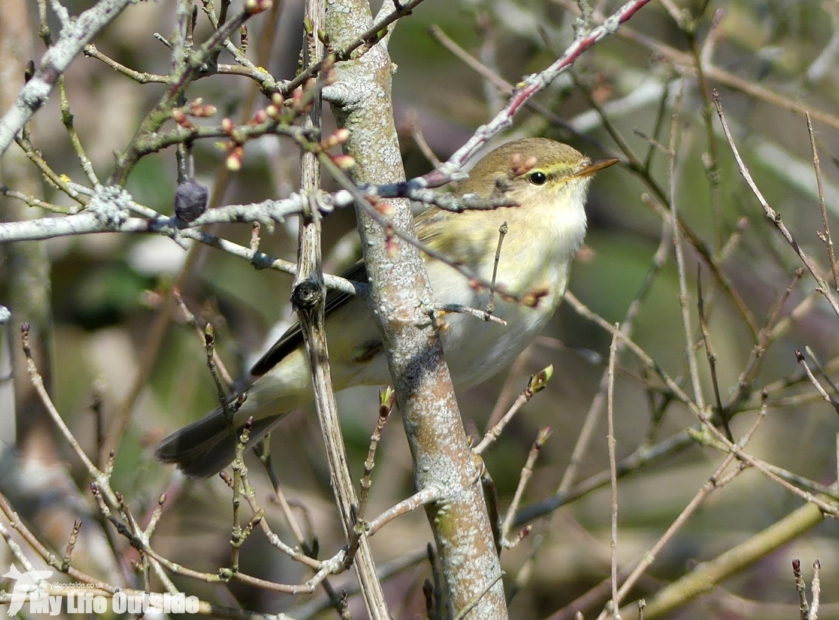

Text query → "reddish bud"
[321,128,350,150]
[245,0,271,14]
[251,109,267,125]
[291,87,305,109]
[172,108,193,129]
[190,99,217,117]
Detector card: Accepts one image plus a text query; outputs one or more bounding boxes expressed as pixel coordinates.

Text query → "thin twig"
[668,84,704,411]
[637,397,767,606]
[239,483,321,568]
[564,292,839,516]
[485,348,532,432]
[173,290,234,387]
[807,112,839,289]
[607,325,621,620]
[794,559,810,620]
[556,0,839,134]
[20,324,117,502]
[723,269,806,414]
[804,346,839,396]
[697,266,729,439]
[516,429,695,525]
[603,441,751,618]
[423,0,654,187]
[427,24,580,137]
[486,221,508,315]
[83,44,168,83]
[685,15,722,249]
[358,388,395,522]
[811,560,821,620]
[58,78,99,188]
[572,65,760,340]
[433,303,507,326]
[713,91,839,321]
[404,110,441,167]
[558,214,672,495]
[501,428,550,548]
[473,366,553,454]
[366,486,444,536]
[795,350,839,414]
[0,186,73,214]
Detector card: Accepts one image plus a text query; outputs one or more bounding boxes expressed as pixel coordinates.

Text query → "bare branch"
[0,0,134,154]
[713,91,839,321]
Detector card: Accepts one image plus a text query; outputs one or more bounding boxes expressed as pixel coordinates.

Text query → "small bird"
[156,138,619,477]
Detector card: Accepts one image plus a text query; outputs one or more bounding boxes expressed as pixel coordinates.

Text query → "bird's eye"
[528,171,547,185]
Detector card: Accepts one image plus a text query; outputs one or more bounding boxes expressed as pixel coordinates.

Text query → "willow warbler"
[156,138,618,477]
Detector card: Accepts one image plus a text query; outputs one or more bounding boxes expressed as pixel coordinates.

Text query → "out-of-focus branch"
[713,91,839,322]
[0,0,53,448]
[0,0,134,155]
[553,0,839,132]
[623,501,825,620]
[601,404,768,620]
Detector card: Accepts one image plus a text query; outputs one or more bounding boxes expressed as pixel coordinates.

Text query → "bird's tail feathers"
[155,409,283,478]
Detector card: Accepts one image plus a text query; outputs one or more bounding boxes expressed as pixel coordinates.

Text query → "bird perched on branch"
[156,137,619,477]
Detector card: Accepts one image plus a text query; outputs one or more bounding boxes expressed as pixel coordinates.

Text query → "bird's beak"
[572,157,621,179]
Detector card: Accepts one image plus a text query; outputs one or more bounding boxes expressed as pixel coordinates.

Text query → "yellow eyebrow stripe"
[528,162,580,182]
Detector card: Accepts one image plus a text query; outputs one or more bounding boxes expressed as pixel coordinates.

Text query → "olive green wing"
[250,207,456,378]
[249,261,369,377]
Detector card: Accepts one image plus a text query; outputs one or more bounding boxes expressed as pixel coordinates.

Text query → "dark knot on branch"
[291,279,323,311]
